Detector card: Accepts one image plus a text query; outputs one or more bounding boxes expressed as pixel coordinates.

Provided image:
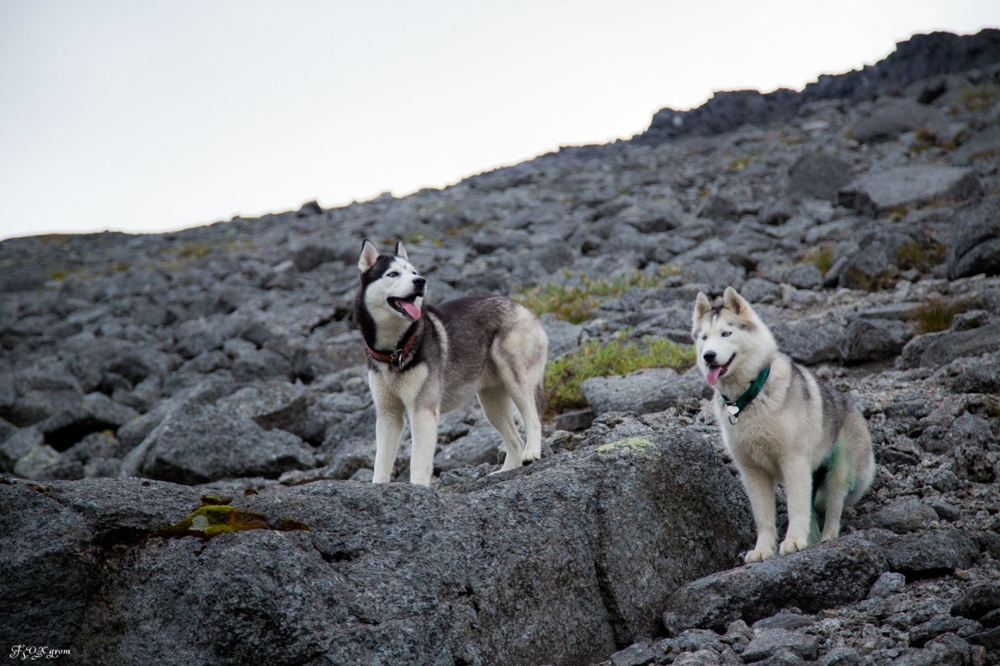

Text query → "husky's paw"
[496,460,521,474]
[779,536,809,556]
[744,547,775,563]
[521,451,540,465]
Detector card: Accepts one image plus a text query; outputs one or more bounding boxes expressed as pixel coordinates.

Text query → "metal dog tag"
[726,404,740,416]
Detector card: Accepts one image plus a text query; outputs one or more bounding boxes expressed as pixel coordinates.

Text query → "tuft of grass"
[908,296,969,335]
[514,268,676,324]
[725,154,756,172]
[804,244,837,277]
[174,243,212,260]
[897,239,946,273]
[544,335,694,413]
[953,83,1000,113]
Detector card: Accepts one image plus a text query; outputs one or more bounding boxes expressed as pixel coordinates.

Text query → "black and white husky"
[355,239,548,486]
[692,287,876,562]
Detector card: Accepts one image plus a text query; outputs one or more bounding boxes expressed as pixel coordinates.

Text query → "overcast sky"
[1,1,998,241]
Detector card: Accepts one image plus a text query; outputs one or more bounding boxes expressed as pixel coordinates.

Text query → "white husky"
[692,287,875,562]
[355,240,548,487]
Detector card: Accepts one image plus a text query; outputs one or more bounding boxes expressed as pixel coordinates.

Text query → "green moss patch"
[596,437,660,460]
[158,501,309,539]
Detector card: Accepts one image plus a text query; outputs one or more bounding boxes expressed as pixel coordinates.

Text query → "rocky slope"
[3,30,1000,665]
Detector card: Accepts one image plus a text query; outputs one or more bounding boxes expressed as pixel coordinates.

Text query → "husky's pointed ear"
[394,240,408,260]
[693,291,713,325]
[723,287,749,316]
[358,239,380,272]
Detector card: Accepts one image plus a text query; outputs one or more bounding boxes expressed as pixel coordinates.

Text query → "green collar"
[721,365,770,420]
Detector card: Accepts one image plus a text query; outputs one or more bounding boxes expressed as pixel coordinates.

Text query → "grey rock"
[292,242,350,272]
[869,571,907,598]
[743,628,818,662]
[839,165,981,217]
[552,409,596,432]
[908,614,982,647]
[866,528,979,578]
[788,154,852,202]
[541,315,583,359]
[136,400,316,484]
[609,642,661,666]
[947,195,1000,279]
[0,432,751,665]
[819,647,862,665]
[12,442,62,480]
[0,426,44,472]
[899,323,1000,369]
[216,382,327,444]
[769,318,844,365]
[696,194,738,221]
[581,368,679,415]
[781,263,825,290]
[534,243,576,275]
[851,97,944,143]
[231,347,294,382]
[0,415,16,443]
[860,497,938,534]
[839,318,913,364]
[951,582,1000,621]
[926,497,962,522]
[662,535,887,635]
[895,632,975,665]
[835,228,913,291]
[952,123,1000,166]
[968,626,1000,658]
[739,277,782,304]
[433,425,501,472]
[752,613,814,631]
[173,318,224,359]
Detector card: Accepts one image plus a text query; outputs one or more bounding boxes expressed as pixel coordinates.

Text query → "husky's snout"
[412,276,427,294]
[703,350,717,364]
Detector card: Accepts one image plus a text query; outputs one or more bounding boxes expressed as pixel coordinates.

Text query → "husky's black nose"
[703,351,717,364]
[413,276,426,292]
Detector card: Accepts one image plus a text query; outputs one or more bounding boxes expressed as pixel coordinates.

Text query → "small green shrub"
[897,240,946,272]
[515,268,676,324]
[805,245,836,276]
[908,296,969,335]
[953,83,1000,113]
[545,335,694,414]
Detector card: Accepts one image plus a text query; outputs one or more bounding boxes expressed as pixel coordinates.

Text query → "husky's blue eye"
[387,271,399,278]
[722,331,732,337]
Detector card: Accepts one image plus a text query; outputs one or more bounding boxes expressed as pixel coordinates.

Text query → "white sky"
[1,1,998,241]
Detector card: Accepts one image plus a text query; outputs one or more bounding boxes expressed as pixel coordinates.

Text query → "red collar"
[365,330,417,368]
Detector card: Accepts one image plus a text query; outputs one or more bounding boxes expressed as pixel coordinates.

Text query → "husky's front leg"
[779,457,814,556]
[373,406,405,483]
[740,465,778,563]
[408,408,439,487]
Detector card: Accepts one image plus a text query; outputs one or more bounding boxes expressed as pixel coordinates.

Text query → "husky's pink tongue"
[706,365,722,386]
[400,300,422,320]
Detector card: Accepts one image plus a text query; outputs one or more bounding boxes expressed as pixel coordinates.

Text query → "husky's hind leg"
[508,385,543,463]
[478,387,526,472]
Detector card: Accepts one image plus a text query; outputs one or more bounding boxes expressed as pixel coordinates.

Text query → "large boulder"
[838,166,981,217]
[662,535,888,635]
[947,195,1000,279]
[126,399,317,484]
[0,431,753,666]
[850,97,944,143]
[787,154,852,202]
